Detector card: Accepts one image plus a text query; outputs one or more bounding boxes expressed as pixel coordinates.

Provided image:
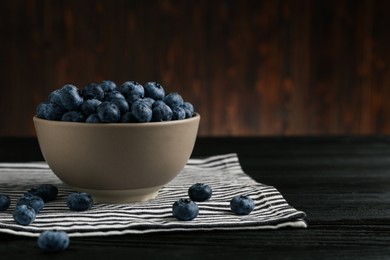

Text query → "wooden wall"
[1,0,389,136]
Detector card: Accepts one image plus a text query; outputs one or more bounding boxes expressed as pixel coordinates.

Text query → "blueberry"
[144,82,165,100]
[142,97,155,108]
[61,111,85,122]
[97,101,121,123]
[181,102,195,118]
[171,106,186,120]
[152,100,166,109]
[36,101,65,121]
[57,84,84,111]
[37,230,70,252]
[131,100,152,123]
[17,193,44,213]
[82,83,104,101]
[126,95,142,107]
[86,113,102,123]
[48,89,63,106]
[188,183,212,202]
[230,195,255,215]
[27,184,58,202]
[120,81,144,99]
[80,99,102,117]
[104,90,126,102]
[163,92,184,108]
[67,192,93,211]
[182,101,194,113]
[110,98,129,114]
[0,194,11,211]
[120,112,136,123]
[172,198,199,221]
[151,103,173,122]
[13,204,36,225]
[98,80,117,93]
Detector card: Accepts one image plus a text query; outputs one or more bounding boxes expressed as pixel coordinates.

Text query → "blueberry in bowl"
[33,80,200,203]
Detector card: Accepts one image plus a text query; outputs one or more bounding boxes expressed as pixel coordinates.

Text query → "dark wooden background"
[1,0,389,137]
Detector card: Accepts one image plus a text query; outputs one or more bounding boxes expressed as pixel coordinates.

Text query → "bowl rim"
[33,112,200,127]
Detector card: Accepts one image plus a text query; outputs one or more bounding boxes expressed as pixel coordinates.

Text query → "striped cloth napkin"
[0,154,306,237]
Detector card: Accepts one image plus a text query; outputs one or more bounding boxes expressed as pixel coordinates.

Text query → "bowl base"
[72,185,163,204]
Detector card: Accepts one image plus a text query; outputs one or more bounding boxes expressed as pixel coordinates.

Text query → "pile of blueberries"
[0,185,93,252]
[36,80,195,123]
[0,183,255,253]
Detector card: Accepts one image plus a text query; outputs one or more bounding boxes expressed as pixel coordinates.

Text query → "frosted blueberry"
[67,192,93,211]
[36,102,65,121]
[13,204,36,225]
[82,83,104,101]
[188,183,212,202]
[97,101,121,123]
[121,81,144,99]
[152,103,173,122]
[172,198,199,221]
[38,230,70,252]
[144,82,165,100]
[16,193,44,213]
[61,111,85,122]
[28,184,58,202]
[57,84,84,111]
[230,195,255,215]
[172,106,186,120]
[0,194,11,211]
[98,80,117,93]
[86,113,102,123]
[80,99,102,117]
[131,100,152,123]
[163,92,184,108]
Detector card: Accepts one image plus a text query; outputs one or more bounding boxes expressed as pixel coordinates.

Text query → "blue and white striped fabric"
[0,154,306,237]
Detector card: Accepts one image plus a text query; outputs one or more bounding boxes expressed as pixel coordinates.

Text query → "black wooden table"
[1,136,390,259]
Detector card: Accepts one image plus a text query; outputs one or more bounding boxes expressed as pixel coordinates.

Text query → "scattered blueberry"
[27,184,58,202]
[188,183,212,202]
[67,192,93,211]
[0,194,11,211]
[163,92,184,108]
[80,99,102,117]
[61,111,85,122]
[131,100,153,122]
[230,195,255,215]
[172,198,199,221]
[171,106,186,120]
[144,82,165,100]
[152,103,173,122]
[37,230,70,252]
[13,204,36,225]
[16,193,44,213]
[82,83,105,101]
[97,101,121,123]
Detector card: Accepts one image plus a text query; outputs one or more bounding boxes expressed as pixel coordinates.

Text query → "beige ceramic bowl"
[33,113,200,203]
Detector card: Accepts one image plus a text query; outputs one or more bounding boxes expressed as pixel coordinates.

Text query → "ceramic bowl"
[33,113,200,203]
